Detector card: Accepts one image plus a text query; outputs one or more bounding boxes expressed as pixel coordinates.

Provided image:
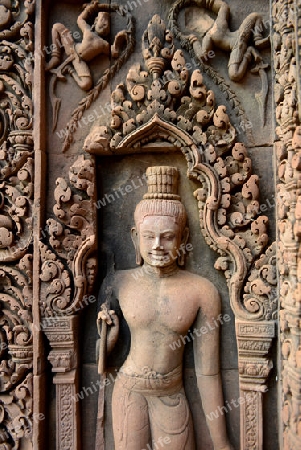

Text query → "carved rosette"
[83,15,276,450]
[0,1,35,448]
[272,0,301,448]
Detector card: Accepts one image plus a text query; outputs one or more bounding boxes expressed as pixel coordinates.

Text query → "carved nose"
[152,236,163,250]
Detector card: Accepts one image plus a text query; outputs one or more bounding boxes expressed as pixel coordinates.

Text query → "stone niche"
[0,0,289,449]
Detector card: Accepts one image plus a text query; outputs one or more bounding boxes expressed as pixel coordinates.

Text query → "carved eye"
[142,234,154,240]
[163,234,174,240]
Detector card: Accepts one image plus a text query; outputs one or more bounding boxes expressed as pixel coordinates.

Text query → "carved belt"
[118,365,183,396]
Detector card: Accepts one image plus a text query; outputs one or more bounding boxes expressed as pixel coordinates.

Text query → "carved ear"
[178,226,189,266]
[131,227,143,265]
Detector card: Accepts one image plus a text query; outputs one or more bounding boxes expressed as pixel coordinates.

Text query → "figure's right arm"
[77,0,99,32]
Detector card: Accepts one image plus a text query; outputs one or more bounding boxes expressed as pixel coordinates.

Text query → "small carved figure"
[187,0,269,82]
[97,166,233,449]
[170,0,270,124]
[46,1,128,91]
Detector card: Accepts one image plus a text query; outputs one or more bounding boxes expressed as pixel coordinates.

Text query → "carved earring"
[178,249,185,266]
[131,227,143,265]
[135,246,143,266]
[178,227,189,266]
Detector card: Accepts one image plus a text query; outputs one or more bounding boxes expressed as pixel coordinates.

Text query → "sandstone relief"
[80,13,276,450]
[0,0,35,448]
[0,0,287,448]
[272,0,301,448]
[169,0,270,126]
[96,166,233,450]
[45,2,135,151]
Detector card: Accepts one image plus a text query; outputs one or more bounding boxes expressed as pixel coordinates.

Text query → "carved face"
[94,12,110,36]
[137,215,182,267]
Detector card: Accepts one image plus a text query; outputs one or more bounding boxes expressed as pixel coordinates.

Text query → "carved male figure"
[46,1,127,90]
[97,166,232,450]
[188,0,269,81]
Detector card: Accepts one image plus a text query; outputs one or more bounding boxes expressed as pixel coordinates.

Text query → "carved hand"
[97,309,119,354]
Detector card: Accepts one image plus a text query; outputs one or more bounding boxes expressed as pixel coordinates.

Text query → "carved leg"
[46,23,74,71]
[68,54,93,91]
[112,377,150,449]
[228,47,252,82]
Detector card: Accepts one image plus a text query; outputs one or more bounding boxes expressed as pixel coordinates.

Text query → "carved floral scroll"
[0,0,35,448]
[272,0,301,448]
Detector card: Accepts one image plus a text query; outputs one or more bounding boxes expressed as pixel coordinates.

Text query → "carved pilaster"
[55,375,79,450]
[43,316,80,450]
[0,0,35,448]
[272,0,301,447]
[237,320,275,449]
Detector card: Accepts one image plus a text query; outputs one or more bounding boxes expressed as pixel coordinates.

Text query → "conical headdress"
[134,166,187,229]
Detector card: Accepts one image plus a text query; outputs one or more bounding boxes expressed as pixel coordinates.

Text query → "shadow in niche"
[80,150,239,450]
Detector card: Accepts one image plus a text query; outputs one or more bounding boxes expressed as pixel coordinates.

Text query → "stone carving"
[168,0,270,126]
[272,0,301,447]
[39,154,97,450]
[39,13,276,449]
[0,0,35,448]
[83,15,276,449]
[40,155,97,317]
[97,166,233,450]
[45,1,135,152]
[0,0,34,263]
[0,257,33,446]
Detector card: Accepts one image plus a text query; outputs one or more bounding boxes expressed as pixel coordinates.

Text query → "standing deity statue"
[97,166,233,450]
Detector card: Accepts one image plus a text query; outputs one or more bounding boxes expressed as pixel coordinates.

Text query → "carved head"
[132,166,189,267]
[93,12,110,36]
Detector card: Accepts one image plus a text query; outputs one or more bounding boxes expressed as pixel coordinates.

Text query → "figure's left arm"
[194,280,233,450]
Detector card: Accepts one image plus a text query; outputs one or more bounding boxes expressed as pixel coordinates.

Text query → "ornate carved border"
[272,0,301,448]
[0,1,35,448]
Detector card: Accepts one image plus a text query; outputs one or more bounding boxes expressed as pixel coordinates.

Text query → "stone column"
[43,315,81,450]
[272,0,301,448]
[236,320,275,449]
